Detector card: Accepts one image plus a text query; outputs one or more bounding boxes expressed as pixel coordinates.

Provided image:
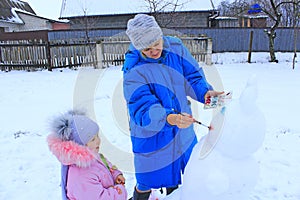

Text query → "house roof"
[215,16,238,20]
[61,9,215,19]
[0,0,36,24]
[241,14,268,19]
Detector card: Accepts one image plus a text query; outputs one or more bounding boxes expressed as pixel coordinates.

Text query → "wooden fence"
[50,42,96,69]
[0,41,96,71]
[183,37,212,65]
[96,37,212,68]
[0,40,49,71]
[0,33,212,71]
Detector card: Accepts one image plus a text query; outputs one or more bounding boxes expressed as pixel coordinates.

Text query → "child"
[47,110,127,200]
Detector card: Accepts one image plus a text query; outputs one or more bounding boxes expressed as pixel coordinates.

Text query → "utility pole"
[210,0,215,10]
[60,0,67,18]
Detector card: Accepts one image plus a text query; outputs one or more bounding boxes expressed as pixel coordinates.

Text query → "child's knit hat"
[126,14,163,50]
[51,110,99,145]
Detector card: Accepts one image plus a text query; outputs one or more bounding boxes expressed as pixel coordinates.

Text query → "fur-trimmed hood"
[47,133,98,168]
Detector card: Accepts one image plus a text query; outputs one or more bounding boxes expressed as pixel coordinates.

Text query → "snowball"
[214,99,266,159]
[180,139,259,200]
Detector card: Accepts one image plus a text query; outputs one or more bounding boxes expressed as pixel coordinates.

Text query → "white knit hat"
[126,14,163,50]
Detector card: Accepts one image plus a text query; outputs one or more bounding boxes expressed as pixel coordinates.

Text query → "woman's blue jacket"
[122,36,213,188]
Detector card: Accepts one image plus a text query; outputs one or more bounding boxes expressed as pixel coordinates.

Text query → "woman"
[122,14,223,200]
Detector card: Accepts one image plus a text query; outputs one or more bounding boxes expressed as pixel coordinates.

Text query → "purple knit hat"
[70,115,99,145]
[51,111,99,145]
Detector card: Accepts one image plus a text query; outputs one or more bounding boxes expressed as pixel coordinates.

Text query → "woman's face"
[86,134,100,153]
[141,39,163,59]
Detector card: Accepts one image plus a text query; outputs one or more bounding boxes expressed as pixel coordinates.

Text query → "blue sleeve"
[122,46,140,73]
[180,41,213,103]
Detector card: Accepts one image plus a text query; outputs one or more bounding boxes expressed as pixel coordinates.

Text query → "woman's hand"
[167,113,194,128]
[204,90,225,107]
[205,90,224,99]
[115,174,125,185]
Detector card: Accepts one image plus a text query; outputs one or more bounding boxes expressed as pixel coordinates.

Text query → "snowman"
[165,75,266,200]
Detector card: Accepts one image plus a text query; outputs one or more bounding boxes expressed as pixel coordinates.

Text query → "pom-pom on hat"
[126,14,163,50]
[50,111,99,145]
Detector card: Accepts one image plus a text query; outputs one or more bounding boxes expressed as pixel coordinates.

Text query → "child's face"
[86,134,100,153]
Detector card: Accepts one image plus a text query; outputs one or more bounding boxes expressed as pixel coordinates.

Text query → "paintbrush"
[173,110,212,130]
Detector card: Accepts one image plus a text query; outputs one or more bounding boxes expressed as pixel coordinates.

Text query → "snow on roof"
[241,14,268,19]
[215,16,238,20]
[5,8,33,24]
[0,0,35,24]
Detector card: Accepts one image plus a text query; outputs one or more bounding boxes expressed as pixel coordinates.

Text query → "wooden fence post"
[96,41,104,69]
[46,41,52,71]
[248,31,254,63]
[206,38,213,65]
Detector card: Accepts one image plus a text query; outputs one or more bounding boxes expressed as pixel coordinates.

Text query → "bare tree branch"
[143,0,190,12]
[142,0,191,27]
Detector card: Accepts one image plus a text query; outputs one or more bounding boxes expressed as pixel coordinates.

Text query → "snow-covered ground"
[0,52,299,200]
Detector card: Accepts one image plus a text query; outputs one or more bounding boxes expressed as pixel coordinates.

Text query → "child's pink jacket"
[47,134,127,200]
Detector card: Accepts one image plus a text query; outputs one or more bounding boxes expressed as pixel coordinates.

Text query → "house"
[0,0,69,32]
[211,16,239,28]
[60,9,268,33]
[208,5,267,28]
[238,4,267,28]
[61,10,217,30]
[211,14,267,28]
[239,14,268,28]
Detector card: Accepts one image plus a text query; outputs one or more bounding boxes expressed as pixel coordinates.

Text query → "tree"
[217,0,299,63]
[278,0,300,27]
[60,0,98,67]
[218,0,251,16]
[256,0,299,62]
[142,0,191,27]
[143,0,190,12]
[292,0,300,69]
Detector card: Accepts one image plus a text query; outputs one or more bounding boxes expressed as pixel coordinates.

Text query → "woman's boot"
[166,185,178,195]
[132,187,151,200]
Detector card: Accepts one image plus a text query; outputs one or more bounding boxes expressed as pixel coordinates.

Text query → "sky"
[22,0,221,20]
[0,52,299,199]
